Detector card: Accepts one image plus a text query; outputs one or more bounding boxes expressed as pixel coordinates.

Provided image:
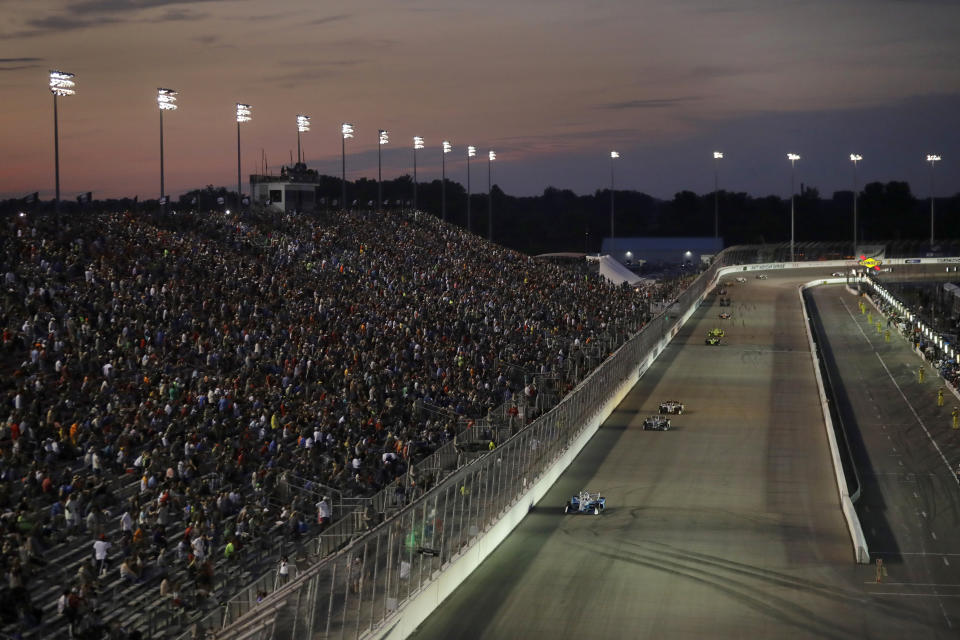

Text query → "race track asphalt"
[410,269,956,640]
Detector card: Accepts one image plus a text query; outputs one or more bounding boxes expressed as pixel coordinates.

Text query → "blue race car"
[564,490,606,515]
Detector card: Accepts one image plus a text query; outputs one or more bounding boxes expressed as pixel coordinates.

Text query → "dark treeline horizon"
[3,175,958,256]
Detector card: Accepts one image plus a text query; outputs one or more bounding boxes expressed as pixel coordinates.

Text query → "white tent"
[597,255,643,286]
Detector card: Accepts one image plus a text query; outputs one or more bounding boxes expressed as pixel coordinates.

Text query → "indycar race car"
[755,274,768,279]
[831,271,845,277]
[719,312,731,319]
[643,415,672,431]
[719,297,731,307]
[735,277,747,283]
[565,490,606,515]
[659,400,684,415]
[707,328,725,338]
[705,336,721,345]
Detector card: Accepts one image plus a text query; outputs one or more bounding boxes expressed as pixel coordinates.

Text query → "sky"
[1,0,960,202]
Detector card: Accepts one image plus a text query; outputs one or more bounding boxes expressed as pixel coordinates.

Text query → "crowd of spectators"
[0,205,686,638]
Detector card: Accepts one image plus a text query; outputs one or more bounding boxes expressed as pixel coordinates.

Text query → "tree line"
[3,176,956,256]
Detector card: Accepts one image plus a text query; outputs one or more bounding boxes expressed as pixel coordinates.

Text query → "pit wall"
[798,280,871,564]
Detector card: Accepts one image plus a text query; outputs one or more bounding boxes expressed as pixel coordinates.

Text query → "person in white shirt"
[316,497,331,526]
[93,535,112,575]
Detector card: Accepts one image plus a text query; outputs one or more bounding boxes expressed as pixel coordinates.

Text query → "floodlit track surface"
[808,284,960,635]
[411,270,952,640]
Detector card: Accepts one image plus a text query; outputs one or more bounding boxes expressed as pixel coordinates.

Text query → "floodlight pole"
[713,152,723,239]
[488,151,494,241]
[442,142,450,221]
[378,130,384,211]
[160,108,165,210]
[466,148,474,232]
[53,94,61,217]
[610,152,616,241]
[787,153,800,262]
[341,134,346,210]
[413,147,418,210]
[237,120,242,211]
[850,154,861,255]
[928,155,941,246]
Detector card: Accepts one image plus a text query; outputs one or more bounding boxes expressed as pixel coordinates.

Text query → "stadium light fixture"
[296,114,310,164]
[50,70,76,216]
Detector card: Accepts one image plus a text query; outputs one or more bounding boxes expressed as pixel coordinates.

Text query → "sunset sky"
[2,0,959,201]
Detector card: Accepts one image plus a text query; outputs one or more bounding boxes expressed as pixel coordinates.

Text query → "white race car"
[755,274,768,279]
[659,400,684,415]
[735,277,747,283]
[643,415,672,431]
[831,271,845,277]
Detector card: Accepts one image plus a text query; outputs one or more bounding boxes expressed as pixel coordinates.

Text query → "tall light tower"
[50,70,76,217]
[467,146,476,232]
[378,129,389,210]
[236,103,252,210]
[341,123,353,210]
[442,140,452,221]
[157,89,178,212]
[296,115,310,164]
[487,149,496,241]
[610,151,619,241]
[927,154,941,246]
[413,136,424,210]
[713,151,723,239]
[850,154,862,255]
[787,153,801,262]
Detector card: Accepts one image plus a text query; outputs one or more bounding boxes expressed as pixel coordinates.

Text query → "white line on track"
[873,552,960,556]
[875,352,959,487]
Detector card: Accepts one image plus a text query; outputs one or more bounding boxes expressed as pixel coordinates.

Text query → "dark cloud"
[601,97,701,110]
[0,57,44,63]
[0,65,42,71]
[147,8,203,22]
[307,13,352,26]
[266,60,368,88]
[69,0,225,14]
[16,13,122,36]
[8,0,222,37]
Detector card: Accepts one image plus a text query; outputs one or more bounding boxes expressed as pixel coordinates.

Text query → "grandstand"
[0,206,689,639]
